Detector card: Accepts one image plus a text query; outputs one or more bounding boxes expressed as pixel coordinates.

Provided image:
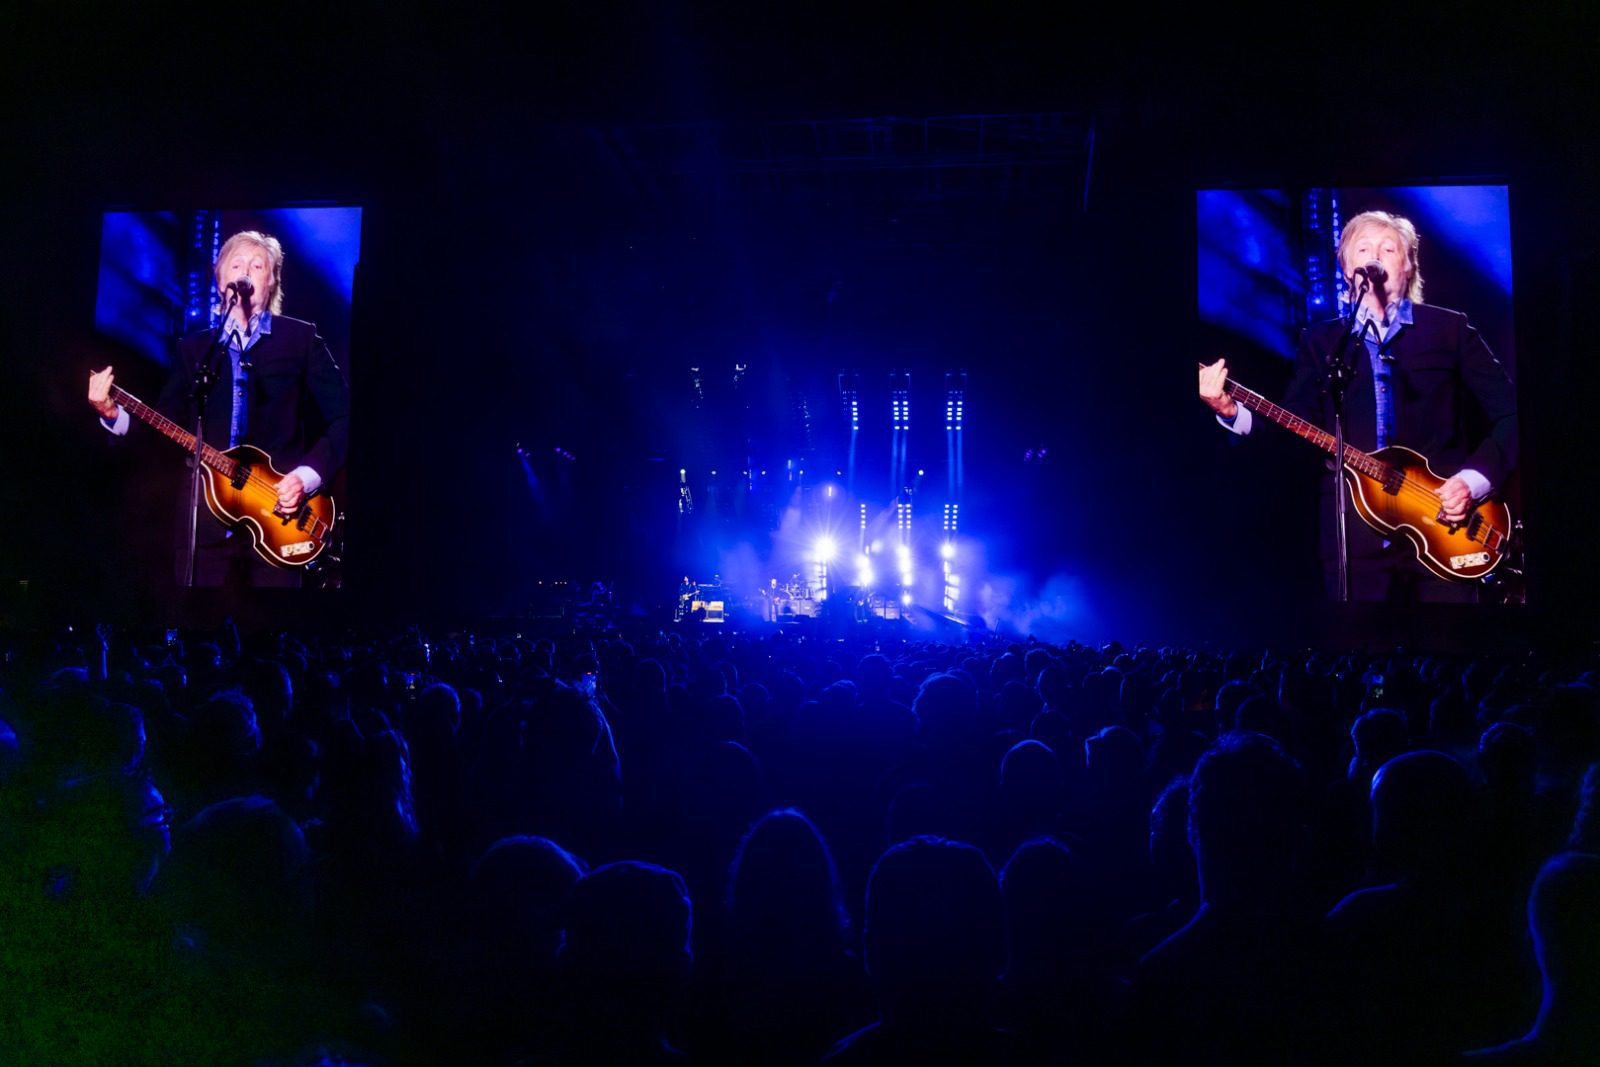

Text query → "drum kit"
[770,574,818,618]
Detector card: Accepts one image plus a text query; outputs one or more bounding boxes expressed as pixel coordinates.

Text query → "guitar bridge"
[277,503,314,529]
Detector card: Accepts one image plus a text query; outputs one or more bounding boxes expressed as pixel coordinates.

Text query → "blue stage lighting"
[939,541,956,560]
[813,536,838,564]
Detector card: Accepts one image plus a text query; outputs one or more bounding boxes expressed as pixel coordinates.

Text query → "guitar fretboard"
[109,385,243,480]
[1214,374,1392,483]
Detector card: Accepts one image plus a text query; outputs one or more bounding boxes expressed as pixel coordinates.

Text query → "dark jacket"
[1284,302,1518,490]
[160,315,350,484]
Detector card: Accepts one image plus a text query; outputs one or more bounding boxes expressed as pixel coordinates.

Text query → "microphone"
[1354,261,1387,286]
[225,279,255,321]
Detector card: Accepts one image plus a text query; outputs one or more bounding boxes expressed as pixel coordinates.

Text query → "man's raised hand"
[1199,359,1237,419]
[88,366,119,420]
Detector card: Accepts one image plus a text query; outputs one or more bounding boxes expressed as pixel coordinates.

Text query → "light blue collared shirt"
[1352,298,1412,450]
[226,310,272,448]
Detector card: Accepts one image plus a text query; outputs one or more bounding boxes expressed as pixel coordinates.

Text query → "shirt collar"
[1351,298,1412,337]
[228,310,273,352]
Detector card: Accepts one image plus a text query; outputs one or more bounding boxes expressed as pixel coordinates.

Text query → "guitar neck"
[1220,375,1388,481]
[110,384,241,478]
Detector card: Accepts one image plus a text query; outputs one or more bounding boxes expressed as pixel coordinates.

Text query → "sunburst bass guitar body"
[1207,365,1513,583]
[108,384,336,568]
[199,444,337,567]
[1339,444,1511,582]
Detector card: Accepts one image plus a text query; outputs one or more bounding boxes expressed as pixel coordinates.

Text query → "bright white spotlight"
[939,541,956,560]
[901,593,912,606]
[813,536,837,564]
[895,544,911,564]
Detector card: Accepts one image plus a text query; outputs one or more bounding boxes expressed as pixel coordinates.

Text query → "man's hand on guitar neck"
[1199,359,1238,419]
[88,366,119,421]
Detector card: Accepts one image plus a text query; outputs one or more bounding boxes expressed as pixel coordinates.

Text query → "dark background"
[3,5,1596,641]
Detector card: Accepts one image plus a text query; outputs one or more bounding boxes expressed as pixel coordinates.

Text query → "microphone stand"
[180,290,239,587]
[1325,276,1370,604]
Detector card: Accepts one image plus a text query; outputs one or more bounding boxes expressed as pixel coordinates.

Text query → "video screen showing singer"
[88,230,351,589]
[1199,210,1518,604]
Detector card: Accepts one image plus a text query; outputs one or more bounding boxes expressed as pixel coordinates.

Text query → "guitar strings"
[113,387,328,537]
[1338,474,1498,547]
[1201,368,1500,548]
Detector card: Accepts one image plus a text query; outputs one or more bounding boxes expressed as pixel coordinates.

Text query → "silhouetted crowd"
[2,620,1597,1064]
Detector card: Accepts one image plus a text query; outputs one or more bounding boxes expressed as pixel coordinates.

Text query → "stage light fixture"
[901,593,912,606]
[813,536,838,564]
[939,542,956,560]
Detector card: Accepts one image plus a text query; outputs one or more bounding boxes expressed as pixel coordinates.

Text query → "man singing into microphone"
[87,230,350,588]
[1198,210,1518,602]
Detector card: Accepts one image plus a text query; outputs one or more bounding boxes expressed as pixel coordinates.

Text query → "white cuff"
[289,465,322,496]
[1455,468,1492,502]
[1218,405,1252,435]
[101,407,130,435]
